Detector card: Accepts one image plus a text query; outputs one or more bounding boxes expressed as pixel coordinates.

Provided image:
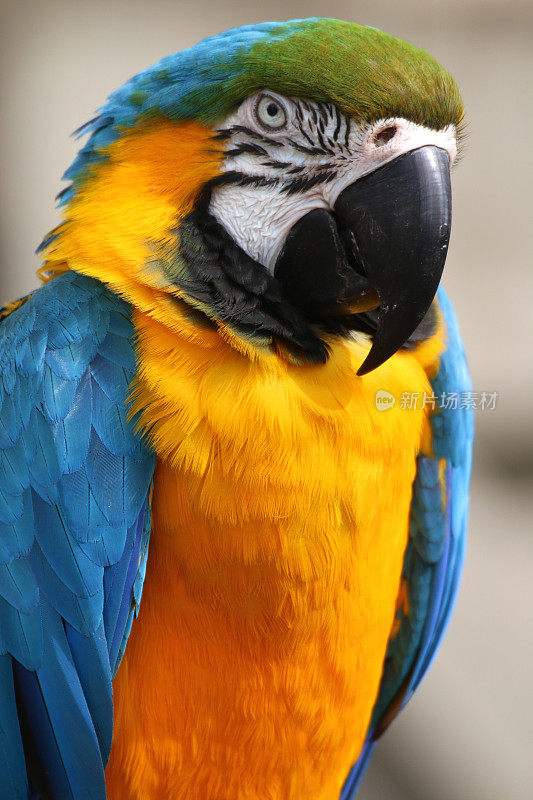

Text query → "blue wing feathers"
[0,492,33,563]
[405,290,473,696]
[0,556,39,614]
[98,330,137,369]
[102,515,143,670]
[91,379,137,455]
[0,439,30,497]
[0,272,156,798]
[343,288,473,796]
[59,468,111,541]
[340,740,376,800]
[0,595,43,670]
[0,655,27,799]
[133,506,151,612]
[64,621,114,758]
[41,367,78,422]
[90,354,131,402]
[13,604,107,800]
[107,506,146,673]
[28,538,102,636]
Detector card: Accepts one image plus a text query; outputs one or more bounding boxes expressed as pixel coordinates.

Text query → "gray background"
[1,1,532,797]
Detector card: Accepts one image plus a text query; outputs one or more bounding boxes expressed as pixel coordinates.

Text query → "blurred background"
[1,1,532,797]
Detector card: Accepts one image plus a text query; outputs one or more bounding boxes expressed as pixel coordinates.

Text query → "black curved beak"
[335,146,452,375]
[274,145,452,375]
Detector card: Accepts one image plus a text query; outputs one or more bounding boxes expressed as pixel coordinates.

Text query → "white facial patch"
[209,92,458,273]
[210,184,330,272]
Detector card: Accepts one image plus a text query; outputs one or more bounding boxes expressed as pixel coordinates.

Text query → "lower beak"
[274,145,452,375]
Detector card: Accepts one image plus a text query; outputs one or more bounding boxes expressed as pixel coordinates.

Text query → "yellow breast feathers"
[105,307,442,800]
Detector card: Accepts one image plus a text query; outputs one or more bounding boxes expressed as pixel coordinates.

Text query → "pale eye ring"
[255,95,287,130]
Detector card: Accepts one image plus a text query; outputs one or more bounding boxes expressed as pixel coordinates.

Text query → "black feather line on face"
[261,160,293,170]
[225,141,269,158]
[333,106,342,141]
[214,125,285,147]
[281,171,338,195]
[344,116,352,149]
[208,171,281,190]
[284,138,329,157]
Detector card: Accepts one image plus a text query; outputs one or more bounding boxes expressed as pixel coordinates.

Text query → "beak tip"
[356,350,381,377]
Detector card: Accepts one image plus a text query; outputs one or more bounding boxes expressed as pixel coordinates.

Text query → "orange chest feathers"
[104,310,440,800]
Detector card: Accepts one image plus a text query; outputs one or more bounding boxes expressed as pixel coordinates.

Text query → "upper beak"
[335,145,452,375]
[274,145,452,375]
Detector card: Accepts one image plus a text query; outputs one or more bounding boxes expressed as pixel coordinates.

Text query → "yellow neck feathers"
[130,306,440,498]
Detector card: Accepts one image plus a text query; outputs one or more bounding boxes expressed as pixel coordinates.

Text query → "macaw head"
[42,18,463,374]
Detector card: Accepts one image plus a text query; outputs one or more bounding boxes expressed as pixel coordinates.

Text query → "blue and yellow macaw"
[0,18,473,800]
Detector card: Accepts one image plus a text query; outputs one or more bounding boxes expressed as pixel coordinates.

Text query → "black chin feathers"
[167,205,329,363]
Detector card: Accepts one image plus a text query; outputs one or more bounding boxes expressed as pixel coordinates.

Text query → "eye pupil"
[255,95,287,130]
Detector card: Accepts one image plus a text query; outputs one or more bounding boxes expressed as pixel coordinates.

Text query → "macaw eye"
[255,95,287,130]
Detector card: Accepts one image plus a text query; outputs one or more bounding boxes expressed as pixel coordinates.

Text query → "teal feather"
[0,486,24,526]
[31,489,104,598]
[0,394,20,448]
[47,311,83,349]
[45,336,100,381]
[19,329,47,376]
[14,602,107,800]
[0,655,27,799]
[107,308,135,338]
[59,467,113,540]
[79,529,128,567]
[86,431,149,528]
[65,620,113,758]
[52,371,93,474]
[12,375,35,428]
[28,411,62,488]
[91,379,137,455]
[90,354,131,402]
[0,438,30,495]
[0,556,39,614]
[0,596,42,670]
[0,491,33,564]
[97,330,137,369]
[41,366,78,421]
[28,539,102,635]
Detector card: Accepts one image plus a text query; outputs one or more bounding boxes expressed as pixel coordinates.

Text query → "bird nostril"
[374,125,397,146]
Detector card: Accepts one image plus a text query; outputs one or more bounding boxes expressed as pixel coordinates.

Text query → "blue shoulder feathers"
[0,272,156,799]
